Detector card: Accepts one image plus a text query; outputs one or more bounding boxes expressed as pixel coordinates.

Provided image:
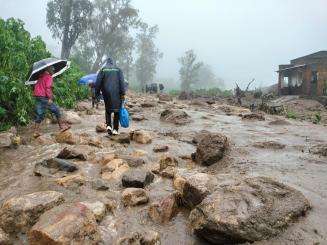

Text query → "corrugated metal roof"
[277,64,306,73]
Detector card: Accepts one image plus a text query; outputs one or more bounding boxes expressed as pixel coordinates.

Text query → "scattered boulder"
[148,193,180,224]
[75,101,91,111]
[96,123,107,133]
[153,145,169,153]
[310,144,327,157]
[131,149,148,158]
[141,102,157,108]
[160,167,176,179]
[98,153,116,165]
[28,202,101,244]
[0,132,13,148]
[112,132,131,144]
[117,230,160,245]
[0,191,64,234]
[63,111,82,124]
[34,134,56,145]
[122,188,149,207]
[91,179,110,191]
[56,174,87,188]
[34,158,78,176]
[0,228,10,245]
[174,169,218,208]
[122,169,155,188]
[193,132,228,166]
[132,114,146,122]
[102,161,130,182]
[57,147,87,161]
[158,93,172,102]
[130,130,152,144]
[189,177,311,244]
[159,155,178,171]
[54,130,78,145]
[160,109,192,125]
[80,201,107,222]
[242,113,265,121]
[122,156,146,168]
[190,99,207,107]
[253,141,286,150]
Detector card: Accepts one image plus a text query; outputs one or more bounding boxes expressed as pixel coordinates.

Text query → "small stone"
[153,145,169,153]
[242,113,265,121]
[0,191,64,234]
[117,230,160,245]
[132,114,146,121]
[91,179,110,191]
[253,141,286,150]
[159,155,178,171]
[80,201,107,222]
[122,169,155,188]
[99,153,116,165]
[112,133,131,144]
[28,203,101,244]
[63,111,82,124]
[130,130,152,144]
[102,164,130,182]
[160,109,192,125]
[131,149,148,158]
[161,166,176,179]
[123,156,146,168]
[122,188,149,206]
[102,159,126,173]
[141,102,157,108]
[56,174,86,188]
[38,158,78,173]
[55,130,78,145]
[96,123,107,133]
[0,228,10,245]
[57,147,87,161]
[0,132,14,148]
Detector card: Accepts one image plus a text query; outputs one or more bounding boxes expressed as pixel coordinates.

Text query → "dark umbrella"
[25,58,70,85]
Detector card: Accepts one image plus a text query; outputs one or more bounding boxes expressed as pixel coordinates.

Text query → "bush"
[286,110,297,119]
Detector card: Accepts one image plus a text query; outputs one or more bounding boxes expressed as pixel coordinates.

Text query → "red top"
[33,72,53,99]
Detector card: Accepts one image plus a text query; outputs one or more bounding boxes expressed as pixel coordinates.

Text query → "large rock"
[57,147,87,161]
[0,132,13,148]
[96,123,107,133]
[54,130,78,145]
[132,114,146,122]
[63,111,82,124]
[130,130,152,144]
[0,191,64,234]
[112,133,131,144]
[80,201,107,222]
[148,193,180,224]
[193,132,228,166]
[28,202,101,245]
[141,101,157,108]
[75,101,91,111]
[189,177,311,244]
[174,169,218,208]
[122,156,146,168]
[117,230,160,245]
[0,228,10,245]
[158,93,173,102]
[153,145,169,153]
[159,155,178,171]
[122,188,149,207]
[35,158,78,175]
[122,169,154,188]
[160,109,192,125]
[242,113,265,121]
[101,160,130,182]
[56,174,87,189]
[310,144,327,157]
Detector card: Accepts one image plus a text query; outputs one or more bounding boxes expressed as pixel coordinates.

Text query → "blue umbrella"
[78,73,98,85]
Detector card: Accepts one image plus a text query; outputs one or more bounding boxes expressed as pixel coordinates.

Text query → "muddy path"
[0,93,326,244]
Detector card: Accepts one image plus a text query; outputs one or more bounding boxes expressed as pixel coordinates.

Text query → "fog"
[1,0,327,88]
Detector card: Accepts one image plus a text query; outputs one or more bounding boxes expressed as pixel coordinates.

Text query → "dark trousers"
[106,111,119,131]
[34,97,61,123]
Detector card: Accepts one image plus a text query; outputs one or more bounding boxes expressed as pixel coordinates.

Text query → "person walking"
[33,66,70,137]
[95,58,126,136]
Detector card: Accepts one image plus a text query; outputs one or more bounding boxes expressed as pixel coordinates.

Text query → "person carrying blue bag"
[95,57,126,135]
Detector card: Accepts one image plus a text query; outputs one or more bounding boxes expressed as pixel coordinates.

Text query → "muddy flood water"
[0,93,326,244]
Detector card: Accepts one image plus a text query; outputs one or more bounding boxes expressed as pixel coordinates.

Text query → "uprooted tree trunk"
[235,79,255,106]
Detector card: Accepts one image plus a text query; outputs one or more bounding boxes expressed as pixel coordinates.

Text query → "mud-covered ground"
[0,92,327,244]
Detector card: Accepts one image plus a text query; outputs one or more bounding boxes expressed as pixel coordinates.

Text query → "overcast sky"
[1,0,326,88]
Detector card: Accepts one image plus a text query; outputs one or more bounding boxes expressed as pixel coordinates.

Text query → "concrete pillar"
[303,67,311,95]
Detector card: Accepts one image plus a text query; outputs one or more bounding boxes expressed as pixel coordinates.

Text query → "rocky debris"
[91,179,110,191]
[159,155,178,171]
[122,188,149,207]
[99,153,116,165]
[269,118,291,126]
[63,111,82,124]
[102,160,130,182]
[253,141,286,150]
[122,156,146,168]
[82,136,103,148]
[190,99,207,107]
[148,193,180,224]
[192,132,228,166]
[178,91,193,100]
[111,132,131,144]
[130,130,152,144]
[132,114,146,121]
[242,113,265,121]
[174,169,218,208]
[57,147,87,160]
[0,132,13,148]
[54,130,78,145]
[131,149,148,158]
[117,230,160,245]
[0,191,64,234]
[80,201,107,222]
[141,101,157,108]
[34,158,78,177]
[102,159,126,173]
[158,93,173,102]
[310,144,327,157]
[153,145,169,153]
[96,123,107,133]
[75,101,91,111]
[189,177,311,244]
[122,169,155,188]
[34,134,56,145]
[56,174,87,188]
[28,202,101,244]
[160,109,192,125]
[0,228,10,245]
[160,167,176,179]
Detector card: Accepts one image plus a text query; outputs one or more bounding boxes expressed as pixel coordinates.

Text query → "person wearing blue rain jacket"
[95,57,126,135]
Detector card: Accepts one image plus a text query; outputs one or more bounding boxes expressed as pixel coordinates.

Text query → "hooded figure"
[95,58,126,135]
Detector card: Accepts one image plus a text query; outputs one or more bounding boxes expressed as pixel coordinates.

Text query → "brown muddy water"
[0,94,327,244]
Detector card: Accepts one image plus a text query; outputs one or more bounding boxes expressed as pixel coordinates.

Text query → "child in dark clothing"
[89,83,99,109]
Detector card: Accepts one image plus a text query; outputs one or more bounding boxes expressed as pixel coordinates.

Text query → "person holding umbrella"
[29,59,71,137]
[95,57,125,136]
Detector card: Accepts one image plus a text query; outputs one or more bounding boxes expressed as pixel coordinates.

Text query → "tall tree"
[135,24,163,91]
[178,50,203,91]
[47,0,93,59]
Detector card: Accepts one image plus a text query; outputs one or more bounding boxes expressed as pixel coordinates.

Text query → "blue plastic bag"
[119,100,129,128]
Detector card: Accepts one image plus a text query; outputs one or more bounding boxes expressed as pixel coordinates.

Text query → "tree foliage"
[195,64,225,90]
[0,18,88,131]
[178,50,203,91]
[47,0,93,59]
[135,24,163,90]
